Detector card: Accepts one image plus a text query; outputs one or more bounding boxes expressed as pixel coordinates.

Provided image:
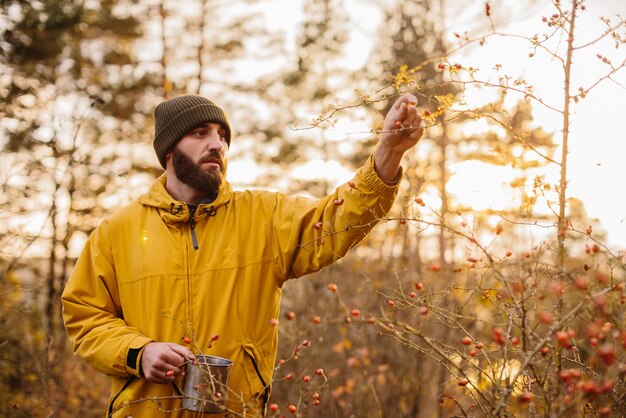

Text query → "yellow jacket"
[61,155,399,417]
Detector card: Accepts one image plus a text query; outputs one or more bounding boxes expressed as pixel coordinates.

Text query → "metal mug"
[181,354,233,413]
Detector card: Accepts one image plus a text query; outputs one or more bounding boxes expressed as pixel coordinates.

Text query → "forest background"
[1,0,625,416]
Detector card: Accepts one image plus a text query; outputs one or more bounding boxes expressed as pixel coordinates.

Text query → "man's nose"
[205,132,225,151]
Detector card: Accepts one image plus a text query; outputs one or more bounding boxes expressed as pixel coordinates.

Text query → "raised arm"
[273,94,425,282]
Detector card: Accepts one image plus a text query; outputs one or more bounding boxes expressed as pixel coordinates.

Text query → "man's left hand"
[380,93,425,153]
[373,93,425,182]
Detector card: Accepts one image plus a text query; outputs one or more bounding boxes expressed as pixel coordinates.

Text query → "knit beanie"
[153,94,232,168]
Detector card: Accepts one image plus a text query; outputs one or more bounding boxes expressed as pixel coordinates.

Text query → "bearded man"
[61,93,425,417]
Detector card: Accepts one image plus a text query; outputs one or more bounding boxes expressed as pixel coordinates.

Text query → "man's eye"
[194,130,207,137]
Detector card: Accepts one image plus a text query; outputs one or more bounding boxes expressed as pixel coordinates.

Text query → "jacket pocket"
[107,376,135,417]
[242,343,272,413]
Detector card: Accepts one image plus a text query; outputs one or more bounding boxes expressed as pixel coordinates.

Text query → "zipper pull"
[188,204,199,250]
[189,217,199,250]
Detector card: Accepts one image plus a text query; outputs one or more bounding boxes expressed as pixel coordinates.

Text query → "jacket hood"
[138,170,233,222]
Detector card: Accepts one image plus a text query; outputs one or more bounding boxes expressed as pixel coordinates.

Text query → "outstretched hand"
[374,93,425,182]
[380,93,425,153]
[141,342,195,384]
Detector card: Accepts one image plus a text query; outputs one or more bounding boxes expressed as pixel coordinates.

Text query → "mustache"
[198,151,225,170]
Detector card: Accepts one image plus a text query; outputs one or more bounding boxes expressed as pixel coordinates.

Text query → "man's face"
[170,123,228,198]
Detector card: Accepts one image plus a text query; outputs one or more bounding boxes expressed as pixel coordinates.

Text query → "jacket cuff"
[125,335,153,378]
[359,154,403,194]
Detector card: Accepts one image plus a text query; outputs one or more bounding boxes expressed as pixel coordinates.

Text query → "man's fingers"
[168,343,195,364]
[395,108,423,132]
[396,93,418,107]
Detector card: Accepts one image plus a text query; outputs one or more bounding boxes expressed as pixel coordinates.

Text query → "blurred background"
[1,0,625,416]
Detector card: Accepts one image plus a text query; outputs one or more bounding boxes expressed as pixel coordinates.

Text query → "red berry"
[575,277,588,290]
[288,404,297,414]
[269,318,279,327]
[458,378,469,386]
[311,315,321,324]
[461,336,472,345]
[285,311,295,320]
[183,336,191,344]
[166,370,174,377]
[475,342,484,349]
[269,403,279,412]
[350,309,361,317]
[348,181,356,188]
[333,198,344,206]
[327,283,338,292]
[597,343,616,365]
[559,368,582,384]
[315,368,324,376]
[302,375,310,383]
[415,197,426,207]
[314,221,323,231]
[518,392,533,404]
[538,311,553,324]
[386,300,395,307]
[211,334,219,341]
[419,307,428,315]
[492,328,505,345]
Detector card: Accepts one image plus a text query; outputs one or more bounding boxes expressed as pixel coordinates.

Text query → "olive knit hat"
[153,94,232,168]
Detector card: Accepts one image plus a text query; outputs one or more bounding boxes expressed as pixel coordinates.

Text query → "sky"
[235,0,626,248]
[441,0,626,247]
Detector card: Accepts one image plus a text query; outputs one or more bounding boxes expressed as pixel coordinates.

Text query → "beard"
[171,147,224,200]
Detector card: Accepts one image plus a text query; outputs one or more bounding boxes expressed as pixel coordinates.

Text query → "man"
[61,93,424,417]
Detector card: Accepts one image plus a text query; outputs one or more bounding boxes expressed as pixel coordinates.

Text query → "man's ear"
[164,151,173,169]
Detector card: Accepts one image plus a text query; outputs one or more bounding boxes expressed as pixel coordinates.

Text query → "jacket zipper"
[188,204,199,250]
